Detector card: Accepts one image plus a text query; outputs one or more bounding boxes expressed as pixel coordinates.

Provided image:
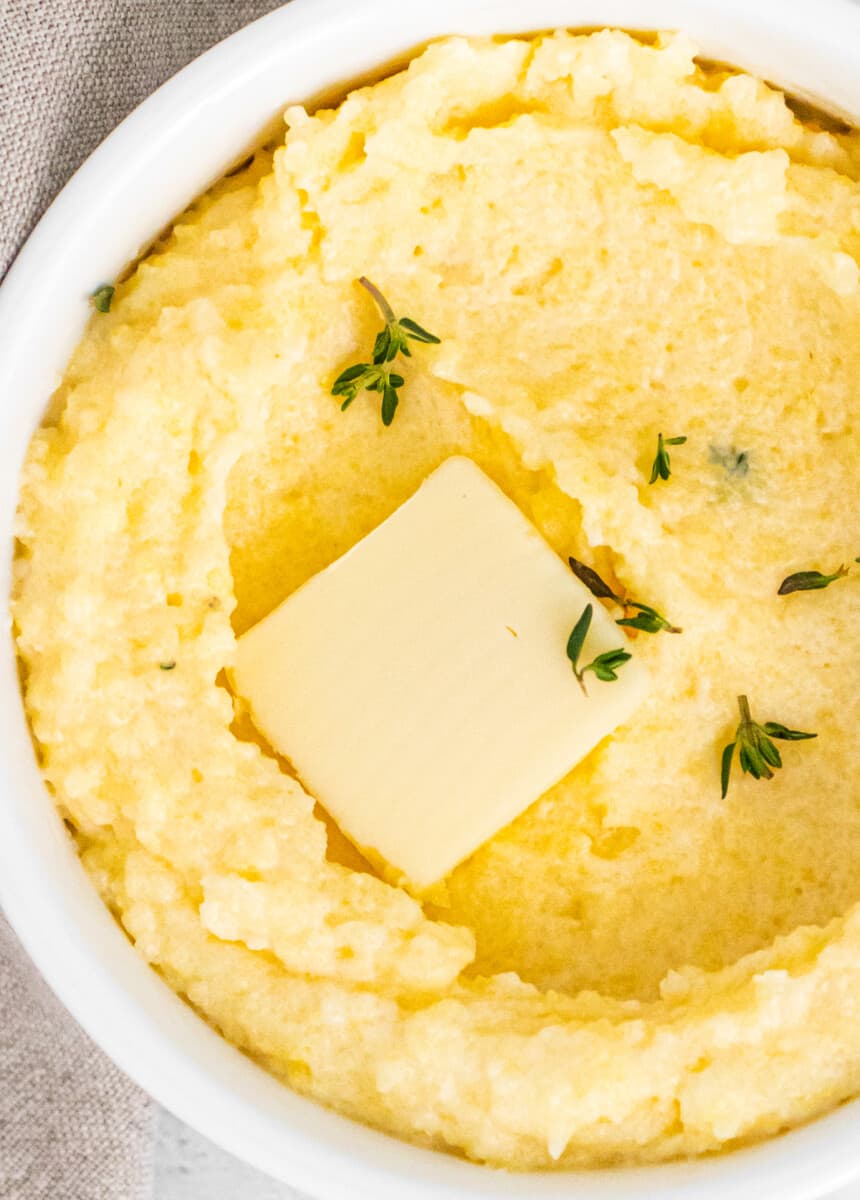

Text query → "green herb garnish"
[616,603,681,635]
[332,364,405,425]
[778,564,851,595]
[159,661,176,671]
[649,433,687,484]
[568,556,681,635]
[331,277,439,426]
[566,604,632,695]
[91,284,115,313]
[720,694,816,798]
[567,557,618,602]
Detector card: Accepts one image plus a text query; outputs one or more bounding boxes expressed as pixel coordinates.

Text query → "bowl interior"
[1,1,859,1197]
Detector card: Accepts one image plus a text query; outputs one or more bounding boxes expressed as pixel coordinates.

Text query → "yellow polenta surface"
[12,31,860,1168]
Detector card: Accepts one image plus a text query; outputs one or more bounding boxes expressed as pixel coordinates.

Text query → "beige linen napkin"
[0,912,156,1200]
[1,0,285,277]
[1,2,284,1196]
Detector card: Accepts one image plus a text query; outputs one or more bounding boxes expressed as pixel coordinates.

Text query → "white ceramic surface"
[150,1109,860,1200]
[1,1,859,1197]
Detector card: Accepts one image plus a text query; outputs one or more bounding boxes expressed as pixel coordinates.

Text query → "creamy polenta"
[12,31,860,1168]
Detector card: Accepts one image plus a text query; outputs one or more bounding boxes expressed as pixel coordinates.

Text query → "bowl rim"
[2,0,860,1196]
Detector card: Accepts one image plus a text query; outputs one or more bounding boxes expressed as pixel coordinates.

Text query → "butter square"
[231,457,648,889]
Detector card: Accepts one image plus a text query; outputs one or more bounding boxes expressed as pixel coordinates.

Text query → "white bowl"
[1,1,859,1196]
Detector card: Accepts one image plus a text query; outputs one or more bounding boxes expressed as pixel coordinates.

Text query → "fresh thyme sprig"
[91,284,115,313]
[332,363,405,426]
[616,602,681,635]
[331,277,439,427]
[568,556,681,635]
[649,433,687,484]
[566,604,632,695]
[777,562,855,595]
[720,695,816,798]
[358,277,440,361]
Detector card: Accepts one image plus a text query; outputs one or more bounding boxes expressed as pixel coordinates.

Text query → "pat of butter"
[232,457,648,889]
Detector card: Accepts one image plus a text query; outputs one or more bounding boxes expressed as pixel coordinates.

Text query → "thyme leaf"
[568,556,681,635]
[616,603,682,635]
[91,284,115,313]
[649,433,687,485]
[720,695,816,798]
[778,565,851,595]
[567,556,620,603]
[566,604,632,695]
[332,278,439,425]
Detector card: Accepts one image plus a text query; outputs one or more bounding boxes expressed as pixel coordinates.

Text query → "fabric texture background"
[0,3,285,1196]
[0,0,285,278]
